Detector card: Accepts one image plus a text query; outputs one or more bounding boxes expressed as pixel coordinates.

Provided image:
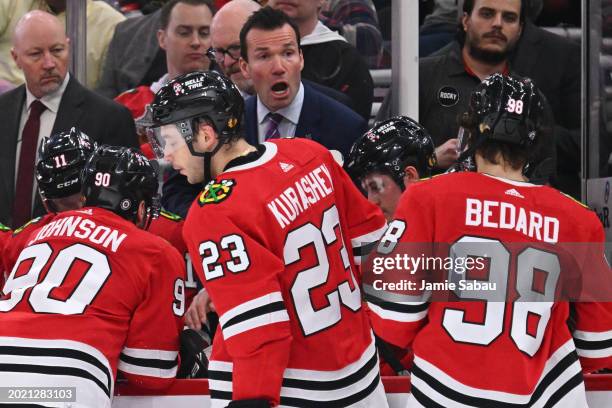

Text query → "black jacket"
[0,75,138,227]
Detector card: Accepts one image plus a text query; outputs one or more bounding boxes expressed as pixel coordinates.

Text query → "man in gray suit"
[0,11,137,228]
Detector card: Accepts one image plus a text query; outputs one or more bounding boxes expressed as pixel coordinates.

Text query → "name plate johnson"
[0,387,76,403]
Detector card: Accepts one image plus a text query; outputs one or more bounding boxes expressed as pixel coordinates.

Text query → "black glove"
[177,328,210,378]
[226,399,271,408]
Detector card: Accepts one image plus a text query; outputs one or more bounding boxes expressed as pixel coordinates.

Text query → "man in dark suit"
[243,81,365,158]
[239,7,366,159]
[0,11,138,228]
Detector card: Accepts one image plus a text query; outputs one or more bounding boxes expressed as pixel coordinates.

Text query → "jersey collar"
[224,142,278,173]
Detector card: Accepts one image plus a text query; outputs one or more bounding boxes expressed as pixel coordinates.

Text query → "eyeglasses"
[207,45,241,63]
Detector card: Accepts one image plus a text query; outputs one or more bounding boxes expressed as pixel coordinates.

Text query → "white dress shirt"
[256,82,304,144]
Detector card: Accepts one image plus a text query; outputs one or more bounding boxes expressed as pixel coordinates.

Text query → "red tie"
[13,100,46,227]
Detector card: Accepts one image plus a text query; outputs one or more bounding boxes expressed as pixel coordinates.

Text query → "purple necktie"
[13,100,46,227]
[264,112,284,140]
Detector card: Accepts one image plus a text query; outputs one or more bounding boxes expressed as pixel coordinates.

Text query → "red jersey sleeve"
[331,158,387,268]
[117,243,185,389]
[572,216,612,372]
[365,182,433,349]
[183,211,291,405]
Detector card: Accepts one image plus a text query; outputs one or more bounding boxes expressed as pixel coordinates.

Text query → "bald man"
[210,0,260,96]
[0,10,137,228]
[0,0,125,89]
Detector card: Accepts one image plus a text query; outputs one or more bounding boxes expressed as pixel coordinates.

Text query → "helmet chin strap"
[200,141,225,185]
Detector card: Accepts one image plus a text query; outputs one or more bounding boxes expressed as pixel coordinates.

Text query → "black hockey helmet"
[36,127,97,200]
[81,145,160,226]
[345,116,436,189]
[460,73,545,155]
[147,70,244,159]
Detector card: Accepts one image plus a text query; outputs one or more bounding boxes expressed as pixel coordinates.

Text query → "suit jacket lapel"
[53,76,85,134]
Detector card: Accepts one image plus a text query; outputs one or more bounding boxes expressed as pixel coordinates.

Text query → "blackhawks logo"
[198,179,235,206]
[13,216,43,235]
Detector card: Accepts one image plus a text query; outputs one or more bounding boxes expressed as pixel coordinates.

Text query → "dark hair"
[160,0,216,30]
[456,0,527,46]
[239,6,301,62]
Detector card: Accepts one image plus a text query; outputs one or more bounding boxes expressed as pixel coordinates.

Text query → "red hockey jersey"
[182,139,388,407]
[148,209,200,307]
[2,213,57,276]
[0,222,11,288]
[367,172,612,407]
[0,207,186,408]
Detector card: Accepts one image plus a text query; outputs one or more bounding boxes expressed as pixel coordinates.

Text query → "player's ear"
[194,121,217,152]
[403,166,419,186]
[135,200,147,229]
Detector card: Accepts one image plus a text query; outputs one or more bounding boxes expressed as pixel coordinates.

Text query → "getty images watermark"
[361,241,612,302]
[370,253,490,292]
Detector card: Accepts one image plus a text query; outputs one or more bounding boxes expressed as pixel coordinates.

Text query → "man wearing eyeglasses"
[209,0,259,97]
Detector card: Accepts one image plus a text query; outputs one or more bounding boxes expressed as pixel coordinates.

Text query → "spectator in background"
[377,0,556,187]
[97,2,168,99]
[114,0,215,216]
[381,0,528,170]
[210,0,260,96]
[419,0,458,56]
[0,0,125,89]
[239,7,367,158]
[0,11,137,228]
[268,0,374,120]
[115,0,215,131]
[319,0,383,68]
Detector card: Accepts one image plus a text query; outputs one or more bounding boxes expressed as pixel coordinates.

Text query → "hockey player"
[367,74,612,407]
[0,146,185,408]
[148,70,388,407]
[345,116,437,221]
[2,127,96,274]
[2,127,199,307]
